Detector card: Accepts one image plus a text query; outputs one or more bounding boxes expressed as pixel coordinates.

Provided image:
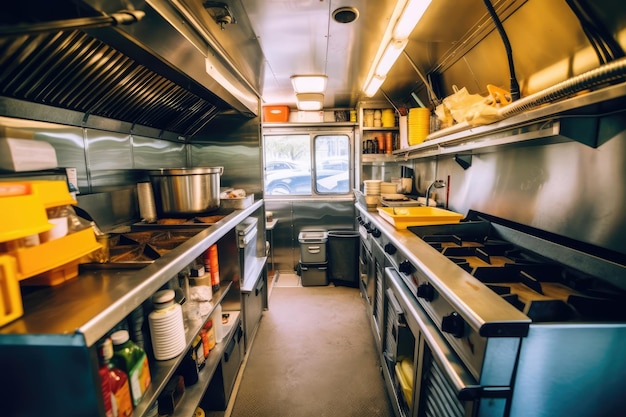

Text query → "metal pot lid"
[148,167,223,176]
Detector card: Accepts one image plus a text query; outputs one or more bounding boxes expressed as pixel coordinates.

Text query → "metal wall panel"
[426,123,626,256]
[265,199,356,272]
[190,116,263,195]
[84,128,136,191]
[132,135,186,169]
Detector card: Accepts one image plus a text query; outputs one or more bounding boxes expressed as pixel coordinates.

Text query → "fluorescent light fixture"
[375,38,408,76]
[364,75,385,97]
[296,93,324,110]
[361,0,432,97]
[291,75,328,93]
[393,0,432,39]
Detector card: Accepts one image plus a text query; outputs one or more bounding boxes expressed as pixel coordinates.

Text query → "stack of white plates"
[149,305,187,360]
[363,180,381,196]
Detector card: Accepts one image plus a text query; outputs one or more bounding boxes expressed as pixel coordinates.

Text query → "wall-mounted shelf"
[392,81,626,161]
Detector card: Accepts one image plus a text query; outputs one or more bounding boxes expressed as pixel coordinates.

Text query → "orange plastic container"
[263,106,290,122]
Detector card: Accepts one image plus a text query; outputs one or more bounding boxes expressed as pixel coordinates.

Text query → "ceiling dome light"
[296,93,324,111]
[332,7,359,24]
[291,75,328,93]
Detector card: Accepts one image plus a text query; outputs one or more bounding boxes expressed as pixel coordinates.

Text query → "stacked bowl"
[363,180,381,208]
[408,108,431,145]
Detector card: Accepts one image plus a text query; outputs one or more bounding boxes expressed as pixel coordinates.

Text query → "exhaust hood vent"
[0,30,223,136]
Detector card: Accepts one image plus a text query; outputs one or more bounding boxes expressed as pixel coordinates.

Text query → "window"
[264,131,351,196]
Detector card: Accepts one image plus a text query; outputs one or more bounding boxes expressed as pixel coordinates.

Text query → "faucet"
[425,179,445,206]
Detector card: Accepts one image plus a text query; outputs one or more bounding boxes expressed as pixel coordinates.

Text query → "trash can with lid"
[327,230,360,287]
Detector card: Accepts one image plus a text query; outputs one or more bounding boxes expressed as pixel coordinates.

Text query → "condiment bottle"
[97,339,115,417]
[100,337,133,417]
[111,329,152,407]
[203,319,216,354]
[208,244,220,292]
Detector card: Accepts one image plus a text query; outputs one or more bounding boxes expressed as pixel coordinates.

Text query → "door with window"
[263,129,353,196]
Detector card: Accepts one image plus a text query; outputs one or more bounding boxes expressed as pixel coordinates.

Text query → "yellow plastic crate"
[0,254,23,326]
[12,227,101,281]
[0,183,52,243]
[377,206,464,229]
[29,180,76,208]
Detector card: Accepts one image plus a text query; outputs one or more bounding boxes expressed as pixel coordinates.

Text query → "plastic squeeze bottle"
[100,337,133,417]
[111,329,152,407]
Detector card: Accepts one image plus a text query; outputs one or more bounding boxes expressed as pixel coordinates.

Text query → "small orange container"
[263,106,290,122]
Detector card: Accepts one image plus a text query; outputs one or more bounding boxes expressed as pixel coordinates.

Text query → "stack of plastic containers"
[298,231,328,286]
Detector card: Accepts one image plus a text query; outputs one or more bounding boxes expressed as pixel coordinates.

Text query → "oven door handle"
[386,288,406,327]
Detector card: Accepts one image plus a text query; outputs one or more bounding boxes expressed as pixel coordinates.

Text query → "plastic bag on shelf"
[441,85,505,127]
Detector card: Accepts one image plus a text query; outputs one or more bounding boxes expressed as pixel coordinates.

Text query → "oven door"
[359,230,375,309]
[384,268,510,417]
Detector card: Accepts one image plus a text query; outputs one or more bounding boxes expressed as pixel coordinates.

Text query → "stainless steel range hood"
[0,0,260,138]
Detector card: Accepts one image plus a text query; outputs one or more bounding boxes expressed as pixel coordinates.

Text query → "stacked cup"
[408,108,431,145]
[149,289,187,360]
[363,180,381,208]
[381,109,395,127]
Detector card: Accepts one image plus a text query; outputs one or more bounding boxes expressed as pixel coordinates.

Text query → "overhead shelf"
[393,81,626,160]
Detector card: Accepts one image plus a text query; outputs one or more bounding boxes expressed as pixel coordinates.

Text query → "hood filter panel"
[0,30,219,137]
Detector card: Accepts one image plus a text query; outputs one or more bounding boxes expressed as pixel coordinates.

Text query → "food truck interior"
[1,1,625,416]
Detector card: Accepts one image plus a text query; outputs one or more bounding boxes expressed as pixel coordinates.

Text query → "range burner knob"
[371,228,381,238]
[384,243,396,255]
[398,260,414,275]
[364,222,372,232]
[417,283,435,302]
[442,312,465,338]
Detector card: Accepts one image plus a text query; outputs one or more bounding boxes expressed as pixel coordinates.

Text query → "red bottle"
[100,337,134,417]
[97,345,114,417]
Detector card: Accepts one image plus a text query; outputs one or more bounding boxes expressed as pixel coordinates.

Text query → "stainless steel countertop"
[356,204,531,335]
[0,199,264,347]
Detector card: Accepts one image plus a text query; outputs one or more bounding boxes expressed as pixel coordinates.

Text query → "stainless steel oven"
[384,267,510,417]
[359,215,387,350]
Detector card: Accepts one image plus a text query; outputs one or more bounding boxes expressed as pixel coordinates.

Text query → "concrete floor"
[224,274,394,417]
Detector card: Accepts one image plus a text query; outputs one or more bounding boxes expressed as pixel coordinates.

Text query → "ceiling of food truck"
[2,0,625,136]
[176,0,531,109]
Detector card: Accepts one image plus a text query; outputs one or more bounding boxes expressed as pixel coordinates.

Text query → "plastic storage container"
[300,262,328,286]
[298,231,328,263]
[327,230,360,287]
[263,106,290,122]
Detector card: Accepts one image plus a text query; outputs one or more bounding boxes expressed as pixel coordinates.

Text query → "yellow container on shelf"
[0,183,52,243]
[377,206,464,229]
[395,361,413,408]
[408,108,430,145]
[12,227,101,282]
[29,180,76,208]
[0,254,23,326]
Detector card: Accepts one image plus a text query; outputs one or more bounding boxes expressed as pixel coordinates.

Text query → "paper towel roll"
[137,182,157,222]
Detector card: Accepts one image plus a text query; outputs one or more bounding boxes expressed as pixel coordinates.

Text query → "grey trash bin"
[327,230,360,287]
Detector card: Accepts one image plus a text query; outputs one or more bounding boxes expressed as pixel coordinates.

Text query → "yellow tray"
[11,227,101,281]
[0,184,52,242]
[0,180,76,243]
[377,206,464,229]
[29,180,77,208]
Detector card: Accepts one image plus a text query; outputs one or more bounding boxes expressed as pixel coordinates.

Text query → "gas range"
[408,211,626,324]
[359,204,626,416]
